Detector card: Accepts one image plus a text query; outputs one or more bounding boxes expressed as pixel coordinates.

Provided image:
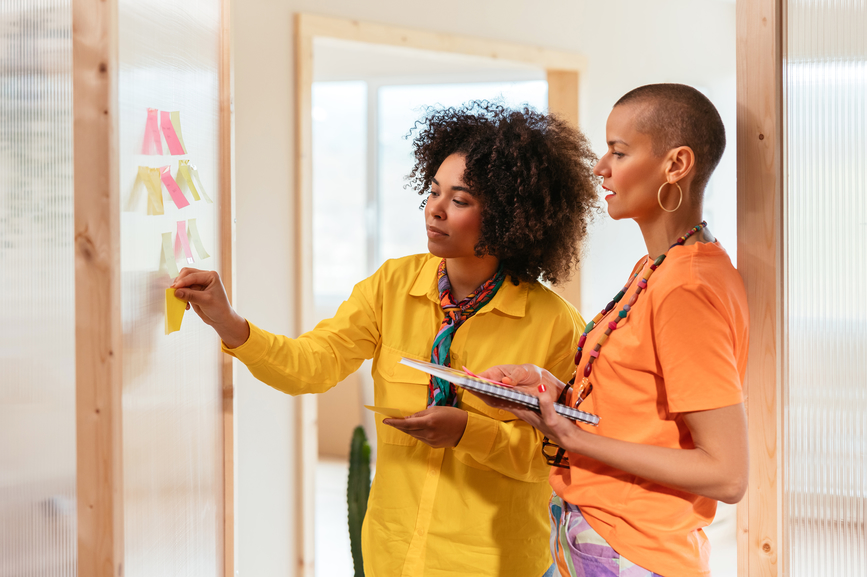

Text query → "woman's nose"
[592,159,607,177]
[426,195,445,219]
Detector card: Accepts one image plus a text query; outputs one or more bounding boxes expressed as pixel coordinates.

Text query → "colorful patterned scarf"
[427,259,506,407]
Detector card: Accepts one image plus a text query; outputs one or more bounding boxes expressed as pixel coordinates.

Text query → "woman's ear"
[664,146,696,184]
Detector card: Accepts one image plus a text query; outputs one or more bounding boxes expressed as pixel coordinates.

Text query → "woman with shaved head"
[479,84,749,577]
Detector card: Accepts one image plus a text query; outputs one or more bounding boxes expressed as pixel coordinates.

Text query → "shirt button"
[498,409,506,416]
[428,469,436,477]
[417,527,425,536]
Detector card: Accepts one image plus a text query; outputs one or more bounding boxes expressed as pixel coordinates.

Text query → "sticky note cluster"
[138,107,214,337]
[129,161,212,215]
[159,219,211,279]
[142,108,188,156]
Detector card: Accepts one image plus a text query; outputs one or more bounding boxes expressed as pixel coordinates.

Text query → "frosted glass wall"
[785,1,867,575]
[118,0,224,574]
[0,2,76,576]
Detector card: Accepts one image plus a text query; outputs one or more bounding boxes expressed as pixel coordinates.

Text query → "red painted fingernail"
[538,384,546,393]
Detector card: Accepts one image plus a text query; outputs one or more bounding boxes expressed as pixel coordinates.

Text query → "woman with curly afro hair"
[406,101,597,287]
[172,100,598,577]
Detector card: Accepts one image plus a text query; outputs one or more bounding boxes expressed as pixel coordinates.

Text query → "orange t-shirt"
[550,241,749,577]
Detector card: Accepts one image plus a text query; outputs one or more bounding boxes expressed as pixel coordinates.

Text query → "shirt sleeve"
[222,275,381,396]
[655,284,745,413]
[453,413,550,483]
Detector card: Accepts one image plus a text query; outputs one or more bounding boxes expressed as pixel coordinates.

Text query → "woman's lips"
[427,226,448,239]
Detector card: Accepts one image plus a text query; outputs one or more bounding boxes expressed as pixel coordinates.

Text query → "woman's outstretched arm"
[171,267,381,396]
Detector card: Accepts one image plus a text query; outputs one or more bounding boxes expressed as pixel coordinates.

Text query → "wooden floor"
[315,457,355,577]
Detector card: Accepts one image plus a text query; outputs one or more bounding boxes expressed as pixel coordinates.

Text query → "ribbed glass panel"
[0,1,77,575]
[117,0,223,574]
[785,1,867,575]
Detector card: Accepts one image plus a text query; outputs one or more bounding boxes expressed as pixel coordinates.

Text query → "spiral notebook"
[399,358,600,426]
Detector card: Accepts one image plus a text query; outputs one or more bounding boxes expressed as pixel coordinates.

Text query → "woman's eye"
[429,190,440,197]
[612,152,625,158]
[453,199,468,206]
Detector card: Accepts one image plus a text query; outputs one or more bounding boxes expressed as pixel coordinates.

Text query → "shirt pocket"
[373,346,430,446]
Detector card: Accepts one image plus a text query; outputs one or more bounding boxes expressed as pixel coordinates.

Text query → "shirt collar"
[409,255,528,318]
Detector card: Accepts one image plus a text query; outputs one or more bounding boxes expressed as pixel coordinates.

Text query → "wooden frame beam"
[220,0,235,574]
[736,0,784,575]
[294,13,585,576]
[297,14,586,71]
[293,16,318,576]
[72,0,124,575]
[546,69,582,309]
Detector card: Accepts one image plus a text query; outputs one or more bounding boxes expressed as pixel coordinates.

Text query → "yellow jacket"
[224,254,583,577]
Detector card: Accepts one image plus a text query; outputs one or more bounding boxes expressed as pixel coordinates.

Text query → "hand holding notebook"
[399,358,599,426]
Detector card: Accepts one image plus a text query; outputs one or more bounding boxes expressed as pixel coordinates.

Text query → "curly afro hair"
[406,100,599,286]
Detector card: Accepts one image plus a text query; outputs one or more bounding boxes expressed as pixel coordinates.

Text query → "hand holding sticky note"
[165,288,187,334]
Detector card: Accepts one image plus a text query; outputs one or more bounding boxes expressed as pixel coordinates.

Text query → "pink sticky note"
[174,230,184,262]
[141,108,163,155]
[160,111,186,155]
[159,166,189,209]
[176,221,195,264]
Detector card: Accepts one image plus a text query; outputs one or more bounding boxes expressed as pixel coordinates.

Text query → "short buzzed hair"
[615,83,726,195]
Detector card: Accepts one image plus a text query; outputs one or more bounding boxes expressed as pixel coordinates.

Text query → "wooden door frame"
[219,0,235,573]
[72,0,123,574]
[71,0,235,575]
[293,13,586,575]
[735,0,785,575]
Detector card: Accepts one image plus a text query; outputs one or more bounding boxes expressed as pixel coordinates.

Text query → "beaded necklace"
[570,221,708,406]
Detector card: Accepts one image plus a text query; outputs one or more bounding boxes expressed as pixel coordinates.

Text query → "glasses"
[541,377,593,468]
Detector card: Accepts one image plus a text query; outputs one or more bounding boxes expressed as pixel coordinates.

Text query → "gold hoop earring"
[657,181,683,213]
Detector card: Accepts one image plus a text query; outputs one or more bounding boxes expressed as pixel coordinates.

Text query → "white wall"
[574,1,738,309]
[231,1,736,575]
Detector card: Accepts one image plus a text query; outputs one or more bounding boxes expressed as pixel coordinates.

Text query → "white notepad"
[399,358,600,426]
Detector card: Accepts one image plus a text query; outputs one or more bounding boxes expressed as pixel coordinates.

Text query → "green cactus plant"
[347,425,372,577]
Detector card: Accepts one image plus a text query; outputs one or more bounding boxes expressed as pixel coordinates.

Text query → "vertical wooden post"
[736,0,784,575]
[72,0,124,576]
[220,0,235,574]
[546,69,582,311]
[294,14,318,577]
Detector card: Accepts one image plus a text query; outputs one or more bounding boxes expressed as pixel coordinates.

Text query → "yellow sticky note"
[145,167,164,215]
[187,218,210,260]
[159,232,180,279]
[364,405,412,419]
[177,160,201,201]
[126,168,145,212]
[170,111,187,154]
[165,288,186,334]
[188,163,213,203]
